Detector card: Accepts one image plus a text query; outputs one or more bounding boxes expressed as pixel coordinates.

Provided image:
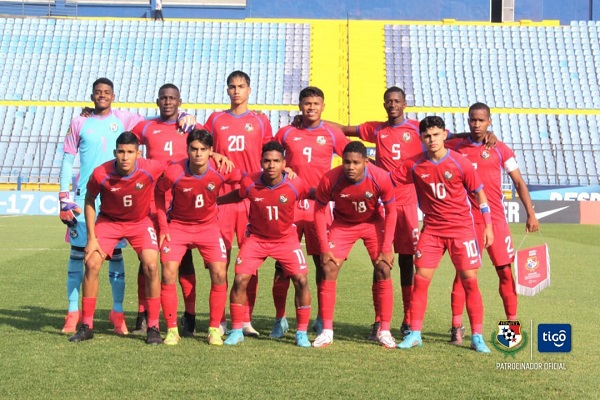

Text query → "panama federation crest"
[207,182,216,191]
[135,182,144,190]
[316,136,326,145]
[279,195,288,203]
[364,191,374,199]
[110,123,119,132]
[245,123,254,132]
[443,170,453,180]
[526,255,539,271]
[491,320,527,356]
[481,150,490,159]
[402,132,412,142]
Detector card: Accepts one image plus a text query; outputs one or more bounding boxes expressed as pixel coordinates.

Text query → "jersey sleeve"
[390,161,413,186]
[86,168,102,199]
[273,127,288,145]
[328,125,351,156]
[114,110,146,131]
[498,142,519,173]
[238,175,253,199]
[315,172,333,205]
[459,156,484,193]
[259,113,274,141]
[131,120,148,142]
[357,121,380,143]
[377,169,396,205]
[62,118,85,155]
[224,167,245,185]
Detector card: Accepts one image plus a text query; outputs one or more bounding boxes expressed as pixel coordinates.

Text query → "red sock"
[137,273,146,313]
[230,303,244,330]
[209,284,228,328]
[245,274,258,323]
[82,297,97,328]
[462,277,484,334]
[160,283,178,329]
[410,274,431,332]
[146,297,161,330]
[318,280,337,330]
[451,274,465,327]
[371,282,381,322]
[272,276,290,319]
[295,306,311,331]
[377,279,394,331]
[496,266,518,319]
[178,273,196,315]
[401,285,412,325]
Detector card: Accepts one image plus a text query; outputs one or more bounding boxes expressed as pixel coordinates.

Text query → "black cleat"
[69,324,94,342]
[180,312,196,338]
[131,311,147,335]
[367,321,381,341]
[400,323,412,339]
[146,326,163,345]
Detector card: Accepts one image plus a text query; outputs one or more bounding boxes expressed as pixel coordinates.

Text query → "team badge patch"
[110,123,118,132]
[235,257,242,265]
[402,132,412,142]
[69,228,78,239]
[135,182,144,190]
[364,191,374,199]
[328,241,335,249]
[279,195,288,203]
[526,255,539,271]
[415,249,422,259]
[491,320,527,356]
[316,136,326,145]
[443,170,453,180]
[207,182,216,191]
[245,123,254,132]
[162,246,170,254]
[481,150,490,159]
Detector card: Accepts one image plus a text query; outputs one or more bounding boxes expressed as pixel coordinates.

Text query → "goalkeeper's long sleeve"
[59,153,75,192]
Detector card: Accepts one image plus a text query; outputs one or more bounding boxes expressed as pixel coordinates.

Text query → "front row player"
[218,141,314,348]
[69,132,166,345]
[155,129,244,346]
[313,141,398,348]
[391,116,492,353]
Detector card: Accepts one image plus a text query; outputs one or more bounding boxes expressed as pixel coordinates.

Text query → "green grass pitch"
[0,216,597,399]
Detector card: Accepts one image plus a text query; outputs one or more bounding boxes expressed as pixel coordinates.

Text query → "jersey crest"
[365,191,374,199]
[207,182,216,191]
[481,150,490,159]
[316,136,326,145]
[279,194,289,203]
[110,123,119,132]
[443,170,453,180]
[402,132,412,142]
[245,123,254,132]
[135,182,144,190]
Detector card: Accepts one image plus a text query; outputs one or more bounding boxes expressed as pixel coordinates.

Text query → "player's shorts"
[393,203,420,255]
[160,221,227,264]
[475,221,514,267]
[327,216,386,261]
[65,195,126,250]
[294,199,333,256]
[95,215,158,258]
[414,231,481,271]
[235,234,308,278]
[217,199,250,250]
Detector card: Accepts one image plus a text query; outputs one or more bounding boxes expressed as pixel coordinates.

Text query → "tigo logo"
[538,323,571,352]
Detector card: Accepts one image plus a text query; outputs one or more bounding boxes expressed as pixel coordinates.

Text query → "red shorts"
[217,199,249,250]
[393,203,420,255]
[414,231,481,271]
[160,221,227,264]
[475,221,514,267]
[295,199,332,256]
[95,216,158,258]
[328,217,385,261]
[235,234,308,278]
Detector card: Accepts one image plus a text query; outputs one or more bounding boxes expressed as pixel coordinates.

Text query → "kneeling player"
[219,141,313,347]
[155,129,244,346]
[313,141,398,349]
[69,132,166,345]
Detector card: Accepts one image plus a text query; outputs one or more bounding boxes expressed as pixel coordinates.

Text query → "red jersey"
[446,138,519,224]
[274,122,350,188]
[87,158,166,222]
[132,117,204,162]
[155,159,245,231]
[205,110,272,193]
[239,172,310,240]
[391,149,483,238]
[357,119,422,205]
[316,163,396,224]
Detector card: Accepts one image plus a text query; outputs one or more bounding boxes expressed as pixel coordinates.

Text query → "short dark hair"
[116,131,139,147]
[419,116,445,133]
[227,70,250,86]
[92,77,114,91]
[299,86,324,102]
[383,86,405,101]
[187,129,213,148]
[468,102,491,118]
[342,141,367,158]
[261,141,285,158]
[158,83,180,95]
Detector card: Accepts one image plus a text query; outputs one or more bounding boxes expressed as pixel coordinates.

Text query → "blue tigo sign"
[538,323,572,353]
[0,192,60,216]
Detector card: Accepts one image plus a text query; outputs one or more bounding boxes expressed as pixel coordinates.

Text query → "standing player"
[329,87,421,339]
[156,129,244,346]
[269,86,350,338]
[444,102,539,344]
[69,132,166,345]
[392,116,492,353]
[218,141,313,348]
[313,141,398,349]
[130,83,203,337]
[59,78,145,335]
[204,70,273,336]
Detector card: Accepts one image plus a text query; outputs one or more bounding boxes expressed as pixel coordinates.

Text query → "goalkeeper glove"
[59,191,82,228]
[177,112,195,134]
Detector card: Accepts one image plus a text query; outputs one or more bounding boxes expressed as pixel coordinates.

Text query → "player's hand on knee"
[59,191,81,227]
